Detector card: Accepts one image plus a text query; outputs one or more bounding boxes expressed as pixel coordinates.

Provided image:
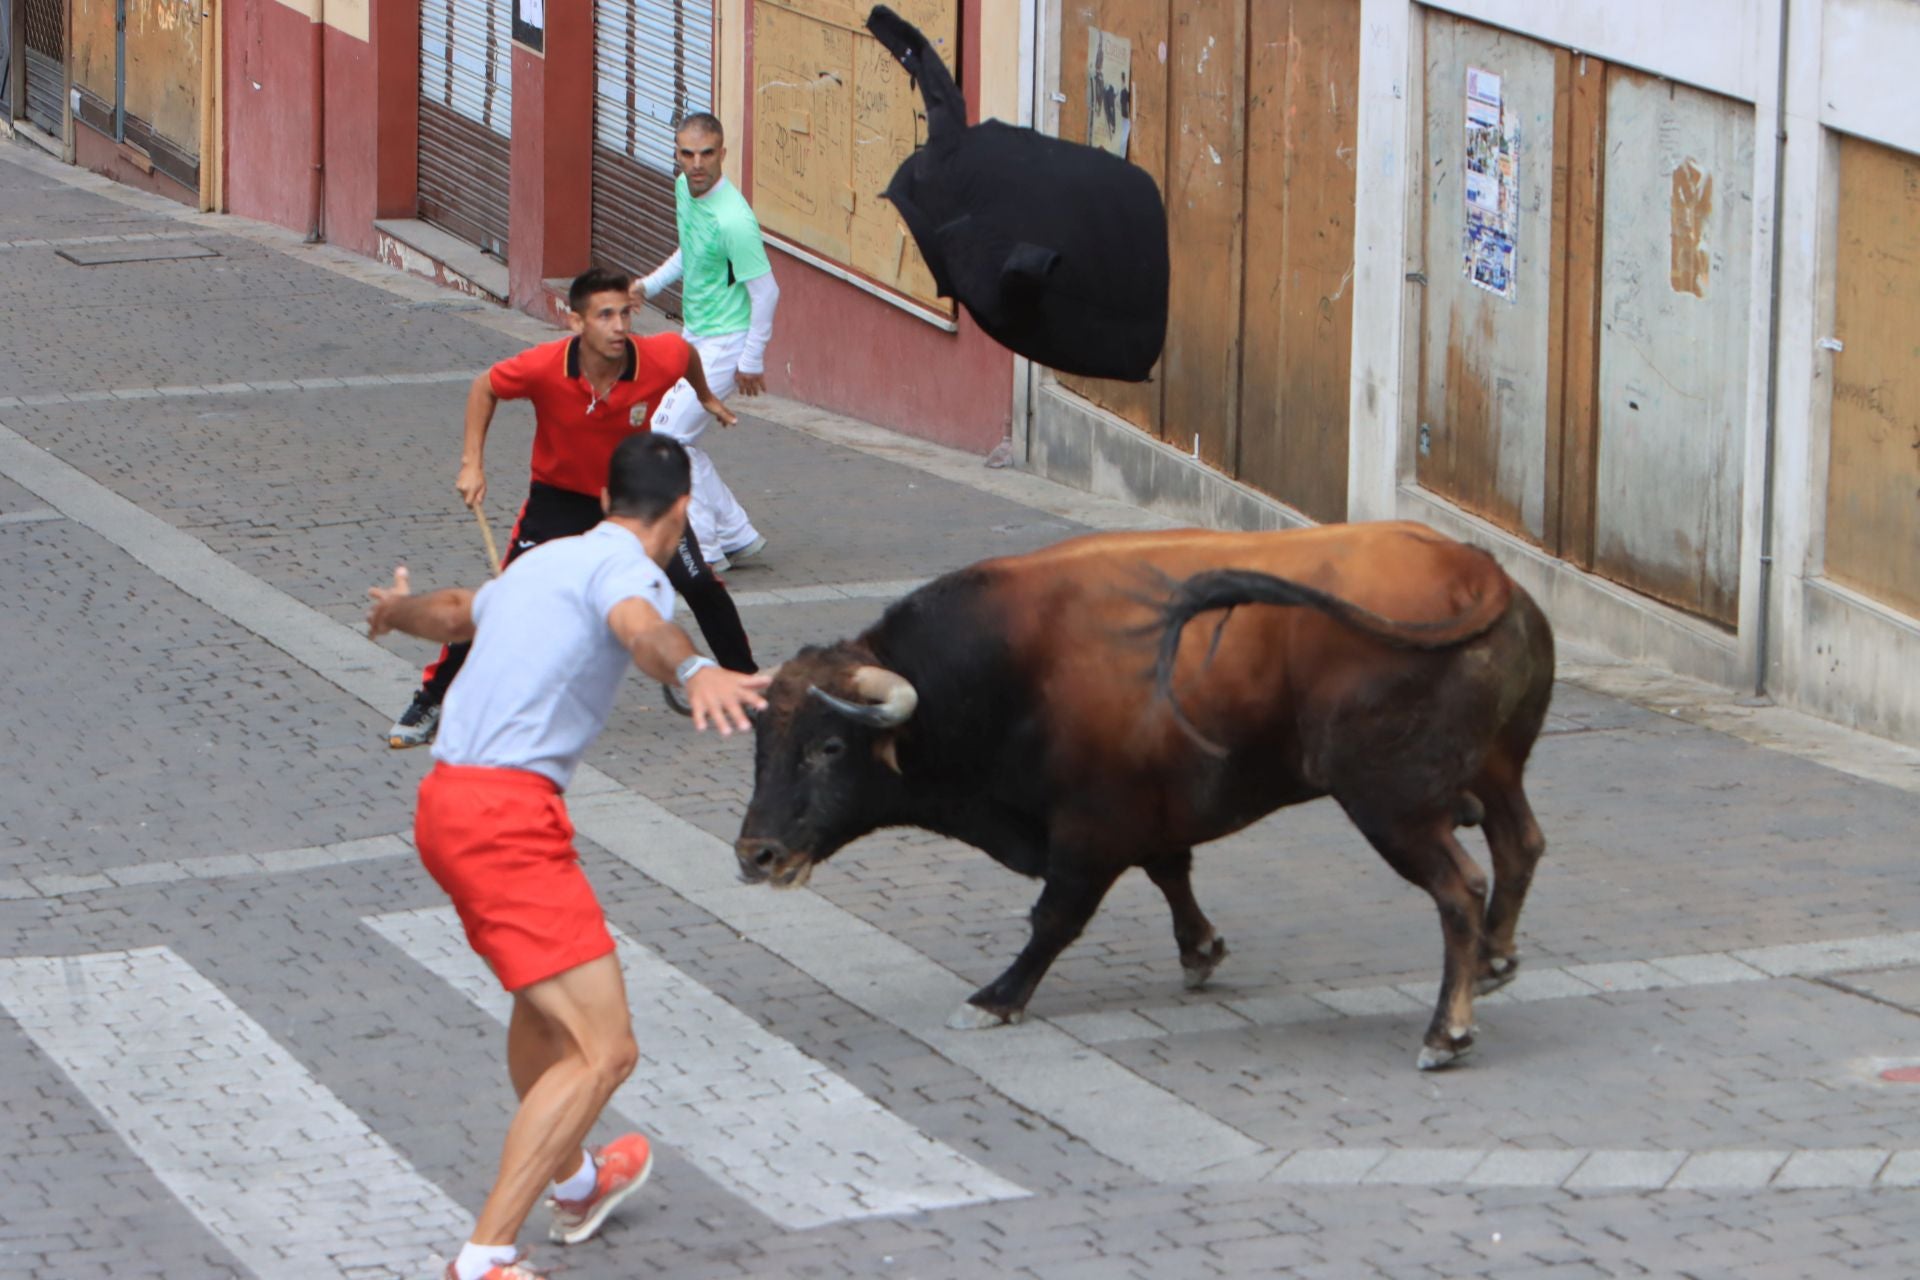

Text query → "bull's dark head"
[735,646,918,889]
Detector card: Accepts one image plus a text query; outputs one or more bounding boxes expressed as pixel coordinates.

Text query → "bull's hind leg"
[1474,766,1547,993]
[1144,848,1228,989]
[948,864,1123,1030]
[1345,806,1489,1070]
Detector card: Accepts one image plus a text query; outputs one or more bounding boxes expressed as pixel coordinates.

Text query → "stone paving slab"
[8,140,1920,1280]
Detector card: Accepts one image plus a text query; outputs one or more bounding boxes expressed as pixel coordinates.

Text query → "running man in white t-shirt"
[365,434,768,1280]
[636,112,778,571]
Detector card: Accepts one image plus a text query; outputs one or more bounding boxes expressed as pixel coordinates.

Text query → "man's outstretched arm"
[366,567,477,644]
[607,596,768,735]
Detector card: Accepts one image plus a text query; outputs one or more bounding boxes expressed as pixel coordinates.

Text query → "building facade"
[9,0,1917,749]
[1022,0,1920,748]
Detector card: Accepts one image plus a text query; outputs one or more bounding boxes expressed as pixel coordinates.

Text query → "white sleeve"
[739,271,780,375]
[640,250,684,300]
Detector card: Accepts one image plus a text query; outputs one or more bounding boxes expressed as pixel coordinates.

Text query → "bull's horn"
[808,665,918,728]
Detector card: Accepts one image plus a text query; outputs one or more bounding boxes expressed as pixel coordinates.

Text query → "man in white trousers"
[635,112,779,571]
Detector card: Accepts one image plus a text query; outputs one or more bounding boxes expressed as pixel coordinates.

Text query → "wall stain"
[1670,157,1712,297]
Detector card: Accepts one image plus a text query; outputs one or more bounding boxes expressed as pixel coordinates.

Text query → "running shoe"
[723,534,768,564]
[437,1252,546,1279]
[388,693,441,749]
[548,1132,654,1245]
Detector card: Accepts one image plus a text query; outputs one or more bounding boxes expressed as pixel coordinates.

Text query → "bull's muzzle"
[734,837,815,889]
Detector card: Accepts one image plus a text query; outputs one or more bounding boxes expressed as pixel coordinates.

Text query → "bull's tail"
[1151,564,1512,751]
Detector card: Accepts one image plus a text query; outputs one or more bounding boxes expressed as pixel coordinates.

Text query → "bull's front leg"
[947,866,1121,1029]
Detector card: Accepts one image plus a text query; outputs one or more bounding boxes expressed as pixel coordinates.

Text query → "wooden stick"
[473,504,503,577]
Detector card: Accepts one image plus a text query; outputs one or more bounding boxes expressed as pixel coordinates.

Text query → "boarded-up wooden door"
[1826,134,1920,618]
[1236,0,1358,524]
[1161,0,1247,469]
[70,0,201,188]
[1590,71,1752,625]
[1054,0,1170,440]
[1415,14,1557,541]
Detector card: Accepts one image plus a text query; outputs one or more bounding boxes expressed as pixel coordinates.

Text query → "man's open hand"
[366,566,412,638]
[686,668,771,735]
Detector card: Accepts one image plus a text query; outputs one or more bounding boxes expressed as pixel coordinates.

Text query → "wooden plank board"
[1161,0,1246,466]
[849,33,944,305]
[753,0,956,310]
[72,0,116,104]
[125,0,201,156]
[1055,0,1168,437]
[1413,12,1557,541]
[1235,0,1359,524]
[753,5,858,262]
[1825,133,1920,618]
[1590,68,1753,626]
[1557,52,1606,566]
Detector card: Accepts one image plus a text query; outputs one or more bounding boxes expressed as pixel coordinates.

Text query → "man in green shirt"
[635,113,780,571]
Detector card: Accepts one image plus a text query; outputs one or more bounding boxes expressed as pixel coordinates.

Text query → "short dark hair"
[569,266,632,315]
[676,112,724,143]
[607,433,691,522]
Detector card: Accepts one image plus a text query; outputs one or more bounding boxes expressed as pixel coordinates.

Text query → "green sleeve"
[724,209,773,284]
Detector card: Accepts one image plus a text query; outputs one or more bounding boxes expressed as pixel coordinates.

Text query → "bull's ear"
[875,735,903,775]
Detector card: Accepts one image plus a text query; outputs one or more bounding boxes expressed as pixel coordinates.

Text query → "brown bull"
[734,521,1554,1068]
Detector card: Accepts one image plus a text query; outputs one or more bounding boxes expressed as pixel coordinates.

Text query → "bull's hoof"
[1416,1027,1476,1071]
[1476,954,1520,995]
[946,1001,1024,1031]
[1181,935,1229,990]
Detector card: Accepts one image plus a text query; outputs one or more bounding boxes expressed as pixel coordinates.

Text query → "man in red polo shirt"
[389,267,758,746]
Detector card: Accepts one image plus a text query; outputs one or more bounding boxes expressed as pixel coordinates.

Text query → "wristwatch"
[675,654,719,688]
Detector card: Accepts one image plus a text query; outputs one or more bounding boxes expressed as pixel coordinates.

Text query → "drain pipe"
[306,0,326,243]
[1752,0,1791,697]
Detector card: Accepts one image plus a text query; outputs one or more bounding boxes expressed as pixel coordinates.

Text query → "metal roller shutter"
[591,0,714,312]
[419,0,513,259]
[21,0,64,137]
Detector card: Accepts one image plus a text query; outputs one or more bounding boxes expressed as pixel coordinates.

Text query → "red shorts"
[414,763,616,992]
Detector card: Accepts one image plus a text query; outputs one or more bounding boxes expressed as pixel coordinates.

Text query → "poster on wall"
[513,0,545,53]
[1086,28,1132,160]
[1463,66,1518,299]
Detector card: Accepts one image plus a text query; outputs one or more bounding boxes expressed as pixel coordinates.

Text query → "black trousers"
[417,482,757,704]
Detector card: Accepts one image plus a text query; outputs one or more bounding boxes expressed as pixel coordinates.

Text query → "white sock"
[454,1241,519,1280]
[551,1148,596,1201]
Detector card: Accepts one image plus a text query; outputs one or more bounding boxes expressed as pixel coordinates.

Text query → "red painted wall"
[225,0,322,233]
[224,0,411,256]
[73,125,197,206]
[762,266,1013,453]
[507,10,592,309]
[320,25,380,256]
[744,1,1013,454]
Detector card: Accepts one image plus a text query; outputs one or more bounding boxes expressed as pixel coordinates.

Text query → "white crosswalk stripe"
[0,946,468,1280]
[367,906,1029,1229]
[564,790,1268,1180]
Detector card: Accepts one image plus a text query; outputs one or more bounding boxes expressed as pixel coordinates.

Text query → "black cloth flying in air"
[866,5,1169,383]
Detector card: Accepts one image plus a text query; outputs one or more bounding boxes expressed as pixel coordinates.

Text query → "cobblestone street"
[5,139,1920,1279]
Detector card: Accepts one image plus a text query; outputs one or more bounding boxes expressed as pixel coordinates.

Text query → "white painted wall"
[1819,0,1920,156]
[1423,0,1771,101]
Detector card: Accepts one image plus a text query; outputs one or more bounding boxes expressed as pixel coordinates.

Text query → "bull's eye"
[818,737,846,759]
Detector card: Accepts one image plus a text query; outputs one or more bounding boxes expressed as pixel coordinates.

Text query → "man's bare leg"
[505,997,596,1188]
[469,953,638,1247]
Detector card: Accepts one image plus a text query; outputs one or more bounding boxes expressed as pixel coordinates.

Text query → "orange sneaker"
[547,1132,654,1245]
[439,1252,546,1279]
